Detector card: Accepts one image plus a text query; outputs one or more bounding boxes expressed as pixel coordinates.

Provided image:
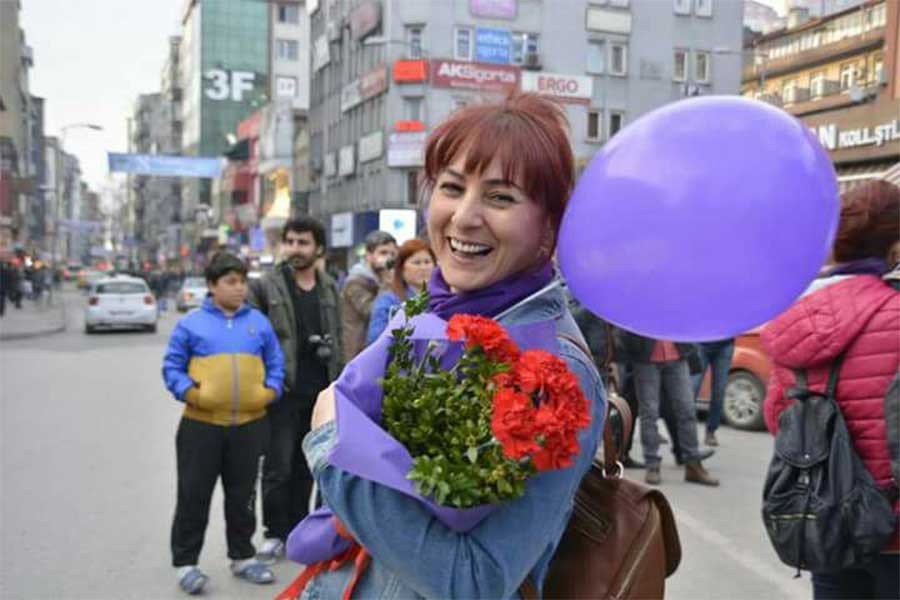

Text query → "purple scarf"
[826,257,887,277]
[427,262,554,320]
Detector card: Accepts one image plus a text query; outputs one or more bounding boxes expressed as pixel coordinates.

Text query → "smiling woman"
[289,93,607,600]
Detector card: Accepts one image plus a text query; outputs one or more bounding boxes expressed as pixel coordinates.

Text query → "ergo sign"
[521,72,592,103]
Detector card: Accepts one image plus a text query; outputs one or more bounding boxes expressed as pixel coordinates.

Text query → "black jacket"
[615,329,697,365]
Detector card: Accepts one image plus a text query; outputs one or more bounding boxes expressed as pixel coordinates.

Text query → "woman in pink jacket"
[762,180,900,599]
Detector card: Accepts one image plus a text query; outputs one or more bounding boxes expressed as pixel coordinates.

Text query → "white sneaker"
[256,538,285,564]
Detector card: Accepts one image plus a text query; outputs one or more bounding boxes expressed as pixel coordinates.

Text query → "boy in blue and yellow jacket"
[162,252,284,594]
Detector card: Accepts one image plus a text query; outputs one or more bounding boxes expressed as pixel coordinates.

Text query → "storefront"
[804,98,900,193]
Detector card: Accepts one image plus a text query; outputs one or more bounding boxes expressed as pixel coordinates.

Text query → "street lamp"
[53,122,104,274]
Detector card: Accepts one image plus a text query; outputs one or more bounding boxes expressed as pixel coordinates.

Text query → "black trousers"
[262,395,315,541]
[171,417,268,567]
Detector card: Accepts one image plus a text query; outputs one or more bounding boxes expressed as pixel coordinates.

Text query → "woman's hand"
[311,384,336,429]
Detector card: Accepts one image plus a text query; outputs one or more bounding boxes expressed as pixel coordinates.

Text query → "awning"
[882,161,900,188]
[836,160,898,194]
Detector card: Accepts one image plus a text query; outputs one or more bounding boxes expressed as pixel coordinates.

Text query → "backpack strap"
[788,354,845,402]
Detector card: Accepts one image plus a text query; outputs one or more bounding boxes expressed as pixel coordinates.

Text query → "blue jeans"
[812,554,900,599]
[691,339,735,434]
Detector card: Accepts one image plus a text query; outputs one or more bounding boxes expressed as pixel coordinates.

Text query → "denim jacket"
[300,282,607,599]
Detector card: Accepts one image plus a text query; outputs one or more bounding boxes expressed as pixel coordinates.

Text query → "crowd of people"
[158,93,898,599]
[0,257,60,317]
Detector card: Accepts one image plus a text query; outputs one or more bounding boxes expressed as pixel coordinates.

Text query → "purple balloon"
[558,96,839,341]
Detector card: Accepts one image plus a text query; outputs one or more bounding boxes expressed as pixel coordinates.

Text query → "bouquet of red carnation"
[381,300,592,508]
[285,292,593,567]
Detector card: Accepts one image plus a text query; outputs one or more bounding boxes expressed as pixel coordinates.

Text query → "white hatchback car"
[84,276,158,333]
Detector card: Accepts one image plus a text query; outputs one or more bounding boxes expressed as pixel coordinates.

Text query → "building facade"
[306,0,742,267]
[742,0,899,190]
[0,0,34,248]
[179,0,271,254]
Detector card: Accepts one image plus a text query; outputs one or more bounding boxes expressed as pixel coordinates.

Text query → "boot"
[685,461,719,486]
[705,431,719,447]
[645,467,661,485]
[623,456,645,469]
[674,448,714,466]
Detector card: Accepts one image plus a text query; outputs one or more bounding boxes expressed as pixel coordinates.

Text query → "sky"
[20,0,788,191]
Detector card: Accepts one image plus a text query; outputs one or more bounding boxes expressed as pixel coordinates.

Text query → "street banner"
[107,153,223,178]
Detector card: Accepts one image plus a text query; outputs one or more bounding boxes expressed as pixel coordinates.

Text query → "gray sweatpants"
[633,359,701,468]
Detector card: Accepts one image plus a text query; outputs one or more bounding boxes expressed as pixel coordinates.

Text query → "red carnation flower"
[491,387,540,460]
[447,314,520,363]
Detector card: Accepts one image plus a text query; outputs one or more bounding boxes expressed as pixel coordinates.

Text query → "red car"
[695,327,772,431]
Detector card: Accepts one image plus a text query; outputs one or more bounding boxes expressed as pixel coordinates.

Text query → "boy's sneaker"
[256,538,285,564]
[231,558,275,585]
[177,566,209,595]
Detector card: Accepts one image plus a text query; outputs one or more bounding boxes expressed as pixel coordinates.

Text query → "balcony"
[743,26,885,84]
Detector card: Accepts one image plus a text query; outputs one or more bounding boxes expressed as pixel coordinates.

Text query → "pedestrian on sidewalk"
[691,338,735,447]
[247,217,343,565]
[365,238,435,345]
[162,252,285,595]
[618,330,719,486]
[339,230,397,362]
[762,181,899,599]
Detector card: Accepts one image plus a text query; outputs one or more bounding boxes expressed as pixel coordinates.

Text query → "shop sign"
[475,27,511,64]
[331,212,353,248]
[586,7,632,34]
[521,72,593,103]
[395,120,426,132]
[276,76,297,98]
[393,59,428,83]
[324,152,336,177]
[313,35,330,72]
[387,132,427,167]
[361,66,388,100]
[341,80,362,112]
[814,119,900,151]
[358,130,384,163]
[469,0,517,19]
[338,144,355,176]
[349,1,381,41]
[204,69,258,103]
[431,60,520,92]
[379,209,417,245]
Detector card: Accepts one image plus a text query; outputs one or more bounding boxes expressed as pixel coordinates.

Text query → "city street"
[0,288,810,600]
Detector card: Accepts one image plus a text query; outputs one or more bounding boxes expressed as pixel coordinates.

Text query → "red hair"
[833,180,900,263]
[391,238,435,298]
[423,93,575,242]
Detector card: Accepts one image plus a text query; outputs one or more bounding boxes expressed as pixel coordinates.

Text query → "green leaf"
[466,447,478,464]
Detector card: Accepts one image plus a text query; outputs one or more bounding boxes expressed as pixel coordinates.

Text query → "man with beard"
[248,217,344,563]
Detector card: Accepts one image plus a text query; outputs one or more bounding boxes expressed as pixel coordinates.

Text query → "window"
[276,39,299,61]
[512,32,539,65]
[406,25,424,59]
[405,97,423,122]
[810,71,825,97]
[276,76,297,98]
[96,282,148,295]
[673,0,690,15]
[277,4,299,23]
[874,57,884,84]
[608,111,625,138]
[610,43,627,76]
[782,78,797,103]
[454,27,472,61]
[839,63,855,89]
[673,49,687,81]
[587,110,601,140]
[587,41,606,74]
[694,51,710,83]
[694,0,713,17]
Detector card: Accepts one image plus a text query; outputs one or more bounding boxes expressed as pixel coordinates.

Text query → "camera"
[308,333,334,362]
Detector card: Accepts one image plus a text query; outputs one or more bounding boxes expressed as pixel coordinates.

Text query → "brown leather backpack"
[521,387,682,599]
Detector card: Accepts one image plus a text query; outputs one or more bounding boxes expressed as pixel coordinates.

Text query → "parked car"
[694,328,772,431]
[84,276,158,333]
[176,277,208,312]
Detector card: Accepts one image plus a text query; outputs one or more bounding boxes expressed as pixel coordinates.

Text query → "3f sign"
[205,69,256,102]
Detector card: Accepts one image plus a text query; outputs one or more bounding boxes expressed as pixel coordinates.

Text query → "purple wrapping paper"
[286,312,558,565]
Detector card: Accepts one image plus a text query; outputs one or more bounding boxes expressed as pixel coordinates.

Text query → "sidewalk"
[0,292,67,341]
